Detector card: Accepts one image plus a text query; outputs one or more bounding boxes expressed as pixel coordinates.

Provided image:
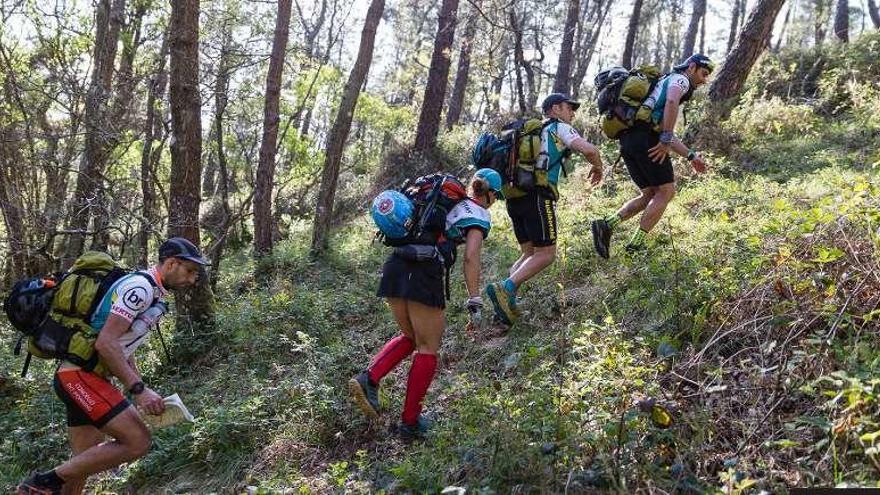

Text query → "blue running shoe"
[486,282,517,325]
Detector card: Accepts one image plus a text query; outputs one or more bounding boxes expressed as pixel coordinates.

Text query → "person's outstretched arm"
[569,137,603,186]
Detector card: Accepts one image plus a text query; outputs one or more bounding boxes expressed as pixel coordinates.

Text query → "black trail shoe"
[349,372,380,420]
[591,219,612,259]
[397,415,431,441]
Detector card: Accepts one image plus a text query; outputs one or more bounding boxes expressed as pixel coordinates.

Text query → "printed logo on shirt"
[122,286,148,311]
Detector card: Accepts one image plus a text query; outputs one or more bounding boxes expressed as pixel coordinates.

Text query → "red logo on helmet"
[378,197,394,214]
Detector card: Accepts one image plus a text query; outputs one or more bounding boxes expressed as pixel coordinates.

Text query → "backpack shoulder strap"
[132,271,161,306]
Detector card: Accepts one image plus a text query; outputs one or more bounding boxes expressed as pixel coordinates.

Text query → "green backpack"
[4,251,134,376]
[595,65,663,139]
[472,118,570,200]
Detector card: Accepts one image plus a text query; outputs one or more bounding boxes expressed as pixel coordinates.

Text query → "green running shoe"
[486,282,518,325]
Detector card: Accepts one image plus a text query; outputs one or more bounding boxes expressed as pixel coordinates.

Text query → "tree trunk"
[834,0,849,41]
[253,0,293,259]
[869,0,880,28]
[413,0,459,151]
[699,8,706,52]
[168,0,214,329]
[552,0,580,94]
[774,1,793,52]
[510,11,528,114]
[681,0,707,57]
[726,0,742,54]
[93,1,147,252]
[523,25,540,111]
[622,0,644,67]
[138,37,169,267]
[62,0,125,267]
[571,0,612,99]
[815,0,830,45]
[310,0,385,254]
[489,37,509,115]
[445,4,477,130]
[207,37,232,287]
[0,125,29,282]
[709,0,788,105]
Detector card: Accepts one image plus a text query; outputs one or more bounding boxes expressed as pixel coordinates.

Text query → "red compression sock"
[367,335,415,384]
[401,352,438,425]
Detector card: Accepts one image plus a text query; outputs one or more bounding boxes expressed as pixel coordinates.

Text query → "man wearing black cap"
[486,93,603,325]
[18,237,207,495]
[591,54,713,258]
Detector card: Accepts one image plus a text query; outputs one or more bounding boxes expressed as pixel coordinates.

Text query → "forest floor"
[3,124,878,493]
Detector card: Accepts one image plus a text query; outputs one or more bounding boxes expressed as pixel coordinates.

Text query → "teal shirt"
[540,120,581,186]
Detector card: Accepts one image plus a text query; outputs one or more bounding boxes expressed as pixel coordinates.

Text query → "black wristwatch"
[128,382,145,395]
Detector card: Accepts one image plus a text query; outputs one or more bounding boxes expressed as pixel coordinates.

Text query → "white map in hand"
[141,393,195,429]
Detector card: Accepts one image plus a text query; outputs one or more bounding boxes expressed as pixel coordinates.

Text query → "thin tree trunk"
[254,0,293,258]
[727,0,742,54]
[571,0,612,99]
[682,0,707,57]
[489,38,509,115]
[622,0,644,67]
[445,4,478,130]
[63,0,125,267]
[699,8,706,52]
[413,0,459,151]
[510,11,528,114]
[869,0,880,28]
[93,1,147,252]
[553,0,580,94]
[834,0,849,41]
[207,37,232,287]
[168,0,214,330]
[774,1,793,51]
[37,105,77,266]
[815,0,830,45]
[310,0,385,254]
[709,0,788,105]
[0,129,29,282]
[138,37,169,266]
[523,25,540,111]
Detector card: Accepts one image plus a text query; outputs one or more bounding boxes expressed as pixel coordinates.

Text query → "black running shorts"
[505,190,558,247]
[377,254,446,309]
[619,126,675,189]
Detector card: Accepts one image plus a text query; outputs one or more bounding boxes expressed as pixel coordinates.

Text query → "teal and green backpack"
[595,65,663,139]
[472,118,563,199]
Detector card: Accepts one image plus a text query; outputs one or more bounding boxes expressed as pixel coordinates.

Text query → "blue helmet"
[474,168,504,200]
[472,132,499,167]
[371,190,414,238]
